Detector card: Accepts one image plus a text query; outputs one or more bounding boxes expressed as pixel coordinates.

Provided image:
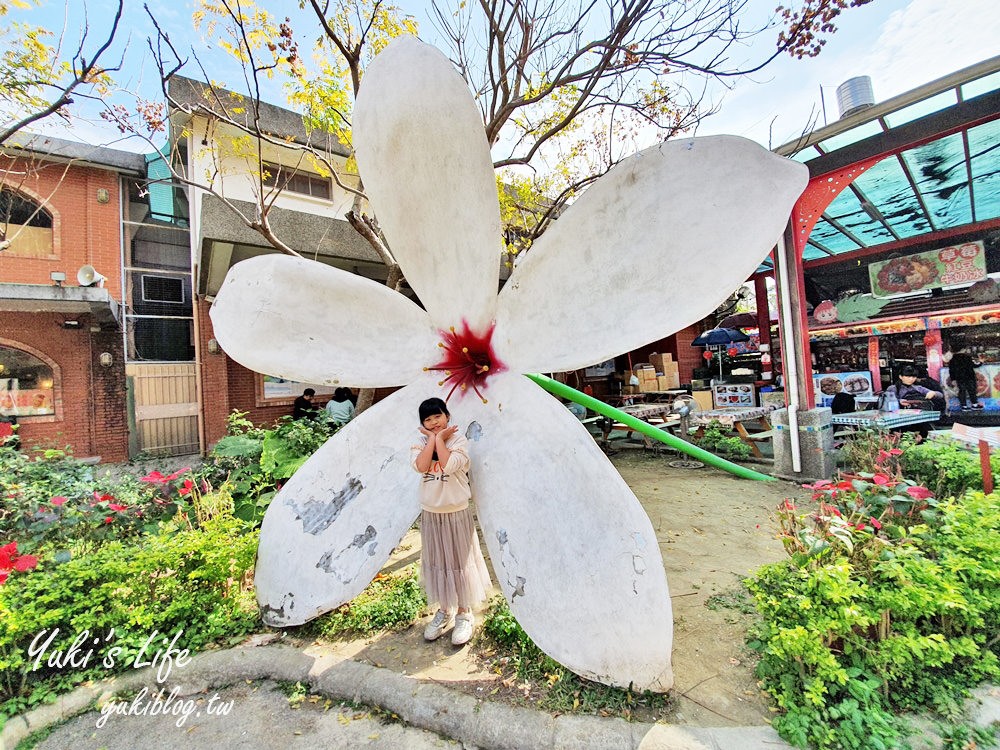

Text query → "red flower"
[870,517,882,530]
[872,474,892,486]
[165,467,192,481]
[0,542,38,584]
[803,480,832,490]
[108,503,128,512]
[830,507,842,517]
[178,479,194,496]
[104,516,114,524]
[92,491,115,504]
[889,448,903,456]
[855,522,866,531]
[51,496,68,506]
[140,470,167,484]
[0,542,18,569]
[783,499,796,511]
[13,554,37,572]
[906,486,934,500]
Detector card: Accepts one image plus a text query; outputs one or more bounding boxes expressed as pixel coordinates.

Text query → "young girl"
[411,397,492,645]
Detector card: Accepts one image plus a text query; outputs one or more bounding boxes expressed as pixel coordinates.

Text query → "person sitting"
[325,387,356,427]
[292,388,318,420]
[830,392,856,415]
[884,366,943,443]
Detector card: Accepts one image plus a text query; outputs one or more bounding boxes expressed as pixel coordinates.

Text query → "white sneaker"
[423,609,453,641]
[451,613,474,646]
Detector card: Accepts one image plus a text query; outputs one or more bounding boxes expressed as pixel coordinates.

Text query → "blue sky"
[14,0,999,152]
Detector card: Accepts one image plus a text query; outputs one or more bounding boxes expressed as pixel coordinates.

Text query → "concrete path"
[7,640,997,750]
[5,641,797,750]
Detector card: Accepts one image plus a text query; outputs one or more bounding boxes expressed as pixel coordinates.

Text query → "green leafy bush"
[901,439,1000,499]
[480,597,669,718]
[202,411,335,524]
[747,484,1000,749]
[0,515,260,720]
[302,571,425,639]
[0,446,190,554]
[695,421,752,459]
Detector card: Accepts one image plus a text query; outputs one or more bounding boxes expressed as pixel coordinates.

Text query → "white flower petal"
[493,136,808,373]
[354,37,502,332]
[255,378,442,626]
[469,374,673,691]
[211,254,436,388]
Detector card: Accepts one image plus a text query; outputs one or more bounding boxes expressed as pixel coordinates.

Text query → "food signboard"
[869,241,986,298]
[813,371,874,407]
[0,388,55,416]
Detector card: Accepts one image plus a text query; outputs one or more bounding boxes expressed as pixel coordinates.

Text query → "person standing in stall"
[946,345,982,410]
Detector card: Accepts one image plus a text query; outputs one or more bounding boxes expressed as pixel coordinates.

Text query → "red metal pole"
[980,440,994,494]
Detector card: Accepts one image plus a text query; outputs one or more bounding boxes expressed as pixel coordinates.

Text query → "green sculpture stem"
[526,373,776,482]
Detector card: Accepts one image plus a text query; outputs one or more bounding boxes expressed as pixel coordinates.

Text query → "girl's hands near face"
[438,424,459,441]
[419,426,434,438]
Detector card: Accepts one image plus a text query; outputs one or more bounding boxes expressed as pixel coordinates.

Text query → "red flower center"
[425,321,506,402]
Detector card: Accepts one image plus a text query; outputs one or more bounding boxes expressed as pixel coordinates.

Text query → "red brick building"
[0,136,144,461]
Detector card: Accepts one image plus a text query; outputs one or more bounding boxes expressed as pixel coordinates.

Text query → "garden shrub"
[901,439,1000,499]
[0,515,260,721]
[694,421,752,459]
[747,476,1000,750]
[0,446,192,555]
[202,411,335,525]
[480,596,669,718]
[302,571,425,639]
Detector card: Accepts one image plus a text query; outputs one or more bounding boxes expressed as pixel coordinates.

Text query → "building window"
[141,274,185,304]
[260,161,331,200]
[0,346,56,417]
[0,187,54,257]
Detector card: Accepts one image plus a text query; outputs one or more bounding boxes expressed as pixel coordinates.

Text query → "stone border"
[3,642,997,750]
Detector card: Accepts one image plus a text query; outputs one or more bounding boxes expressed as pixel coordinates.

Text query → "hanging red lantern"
[727,347,738,357]
[702,350,714,361]
[923,333,936,347]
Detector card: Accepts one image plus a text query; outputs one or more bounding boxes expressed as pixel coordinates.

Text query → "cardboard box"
[633,366,656,382]
[692,390,714,411]
[661,372,680,389]
[639,379,659,393]
[649,353,674,372]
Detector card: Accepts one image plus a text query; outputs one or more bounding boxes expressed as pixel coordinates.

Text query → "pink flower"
[872,474,892,486]
[92,491,115,504]
[803,480,832,490]
[870,517,882,530]
[51,496,68,506]
[906,486,934,500]
[888,448,903,456]
[108,503,128,512]
[165,467,192,481]
[140,470,167,484]
[783,499,796,511]
[178,479,194,496]
[855,522,866,531]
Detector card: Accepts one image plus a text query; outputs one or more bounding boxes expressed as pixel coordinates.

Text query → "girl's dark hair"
[333,387,352,402]
[418,397,449,423]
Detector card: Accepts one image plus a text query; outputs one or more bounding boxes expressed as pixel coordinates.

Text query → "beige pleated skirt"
[420,506,492,611]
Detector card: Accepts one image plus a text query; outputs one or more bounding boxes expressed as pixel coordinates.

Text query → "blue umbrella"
[691,327,750,346]
[691,328,750,380]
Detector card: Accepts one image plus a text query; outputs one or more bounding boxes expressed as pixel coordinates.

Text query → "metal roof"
[758,56,1000,271]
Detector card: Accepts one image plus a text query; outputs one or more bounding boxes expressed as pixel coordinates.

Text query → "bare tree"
[0,0,126,146]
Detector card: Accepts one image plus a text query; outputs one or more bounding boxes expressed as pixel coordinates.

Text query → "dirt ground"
[313,451,812,727]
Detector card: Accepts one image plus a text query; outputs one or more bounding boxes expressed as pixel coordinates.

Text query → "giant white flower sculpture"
[211,38,807,692]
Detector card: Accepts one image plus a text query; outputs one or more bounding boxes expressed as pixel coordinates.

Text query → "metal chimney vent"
[836,76,875,119]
